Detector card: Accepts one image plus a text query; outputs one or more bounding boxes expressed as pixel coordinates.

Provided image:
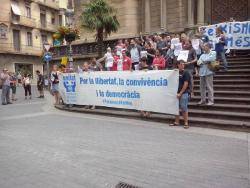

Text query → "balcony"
[37,21,58,32]
[11,15,36,28]
[0,43,43,56]
[50,40,118,60]
[32,0,59,10]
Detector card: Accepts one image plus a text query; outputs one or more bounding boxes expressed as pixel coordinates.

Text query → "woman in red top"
[111,51,120,71]
[153,49,166,70]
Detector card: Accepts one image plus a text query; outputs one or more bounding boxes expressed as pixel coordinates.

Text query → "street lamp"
[65,8,74,72]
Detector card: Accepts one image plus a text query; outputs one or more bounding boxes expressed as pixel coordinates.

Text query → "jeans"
[179,93,189,112]
[219,51,228,70]
[1,85,10,104]
[200,74,214,103]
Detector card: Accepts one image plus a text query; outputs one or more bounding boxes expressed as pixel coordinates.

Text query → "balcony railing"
[51,40,118,59]
[11,15,36,28]
[0,43,43,56]
[33,0,59,10]
[37,21,58,32]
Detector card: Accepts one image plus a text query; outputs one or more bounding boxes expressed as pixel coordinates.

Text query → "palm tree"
[81,0,120,57]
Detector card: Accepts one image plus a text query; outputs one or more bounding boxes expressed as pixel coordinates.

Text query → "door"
[211,0,248,24]
[13,29,20,51]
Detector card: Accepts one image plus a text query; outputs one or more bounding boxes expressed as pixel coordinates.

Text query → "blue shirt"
[198,50,216,77]
[215,36,226,53]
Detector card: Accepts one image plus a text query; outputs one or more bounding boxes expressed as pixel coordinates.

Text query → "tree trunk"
[97,29,104,58]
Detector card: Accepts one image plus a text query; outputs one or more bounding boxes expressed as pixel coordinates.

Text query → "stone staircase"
[189,55,250,129]
[56,51,250,131]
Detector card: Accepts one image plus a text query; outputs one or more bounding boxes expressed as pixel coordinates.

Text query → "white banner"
[201,21,250,49]
[59,70,179,115]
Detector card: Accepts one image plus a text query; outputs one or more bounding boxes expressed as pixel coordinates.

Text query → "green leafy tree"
[81,0,119,56]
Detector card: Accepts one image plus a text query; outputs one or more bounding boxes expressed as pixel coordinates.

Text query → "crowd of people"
[0,70,45,105]
[1,26,229,129]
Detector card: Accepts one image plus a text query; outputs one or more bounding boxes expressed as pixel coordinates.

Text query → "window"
[40,8,46,27]
[25,4,31,18]
[13,29,20,51]
[0,23,8,39]
[59,15,62,26]
[27,32,32,46]
[41,34,47,44]
[51,12,55,24]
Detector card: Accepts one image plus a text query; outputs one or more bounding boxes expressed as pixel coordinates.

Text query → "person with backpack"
[23,74,32,99]
[36,70,45,98]
[197,43,216,106]
[170,60,191,129]
[0,68,12,105]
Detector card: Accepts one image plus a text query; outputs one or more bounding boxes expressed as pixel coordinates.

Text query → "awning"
[11,3,21,16]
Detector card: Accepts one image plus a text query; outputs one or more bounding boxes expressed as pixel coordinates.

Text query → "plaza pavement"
[0,86,249,188]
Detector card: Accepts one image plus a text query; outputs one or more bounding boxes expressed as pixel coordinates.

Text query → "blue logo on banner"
[63,75,76,92]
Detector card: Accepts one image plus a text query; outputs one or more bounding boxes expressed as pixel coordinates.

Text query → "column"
[187,0,194,28]
[144,0,151,33]
[197,0,205,25]
[160,0,167,31]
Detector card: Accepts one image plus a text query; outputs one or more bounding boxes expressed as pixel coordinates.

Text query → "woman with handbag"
[197,43,216,106]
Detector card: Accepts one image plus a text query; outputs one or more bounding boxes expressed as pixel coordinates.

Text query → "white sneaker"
[197,100,206,105]
[207,102,214,106]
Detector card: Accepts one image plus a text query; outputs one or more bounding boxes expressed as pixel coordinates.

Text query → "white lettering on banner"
[59,70,179,115]
[201,21,250,49]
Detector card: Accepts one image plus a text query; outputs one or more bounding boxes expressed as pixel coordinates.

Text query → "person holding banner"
[170,61,191,129]
[139,57,153,118]
[197,43,216,106]
[215,27,228,71]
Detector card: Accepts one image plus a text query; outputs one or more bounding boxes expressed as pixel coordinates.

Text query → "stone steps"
[57,55,250,131]
[189,102,250,113]
[194,75,250,80]
[191,96,250,105]
[194,79,250,85]
[214,69,250,75]
[55,105,250,131]
[188,109,250,122]
[194,85,250,91]
[193,90,250,98]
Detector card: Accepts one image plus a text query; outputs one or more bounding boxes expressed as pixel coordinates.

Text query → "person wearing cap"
[170,60,191,129]
[0,68,12,105]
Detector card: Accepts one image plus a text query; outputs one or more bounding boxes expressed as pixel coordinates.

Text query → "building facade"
[73,0,250,42]
[0,0,67,78]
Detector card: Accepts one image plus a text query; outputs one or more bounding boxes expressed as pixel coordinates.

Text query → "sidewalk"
[55,104,250,132]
